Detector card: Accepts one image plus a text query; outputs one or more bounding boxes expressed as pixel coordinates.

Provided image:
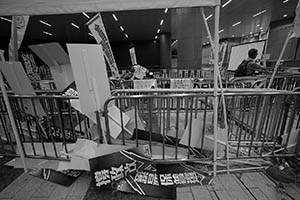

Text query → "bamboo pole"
[268,30,292,88]
[200,8,230,174]
[213,5,220,177]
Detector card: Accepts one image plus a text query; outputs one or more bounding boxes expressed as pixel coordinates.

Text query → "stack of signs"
[133,79,157,89]
[89,145,212,198]
[170,78,193,89]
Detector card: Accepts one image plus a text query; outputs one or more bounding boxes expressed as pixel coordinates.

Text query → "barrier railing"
[103,89,300,172]
[0,95,92,160]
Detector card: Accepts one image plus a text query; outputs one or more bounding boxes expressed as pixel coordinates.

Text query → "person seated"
[234,48,266,77]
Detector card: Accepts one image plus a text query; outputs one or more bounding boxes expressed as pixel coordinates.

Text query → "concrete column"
[176,8,203,69]
[159,33,171,68]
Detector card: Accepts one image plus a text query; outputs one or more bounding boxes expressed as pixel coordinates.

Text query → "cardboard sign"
[89,146,151,187]
[133,79,157,89]
[170,78,193,89]
[29,43,74,92]
[87,13,120,78]
[67,43,111,114]
[0,61,45,116]
[155,163,213,187]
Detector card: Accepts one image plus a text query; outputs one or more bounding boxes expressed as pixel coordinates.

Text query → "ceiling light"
[219,29,224,33]
[253,10,266,17]
[42,31,52,36]
[171,40,178,46]
[0,17,12,23]
[155,35,158,39]
[88,33,93,37]
[232,35,235,37]
[125,34,128,38]
[232,21,241,27]
[164,8,168,13]
[39,20,51,27]
[112,14,118,21]
[257,24,260,27]
[283,0,289,3]
[222,0,232,8]
[82,12,90,19]
[283,14,288,18]
[205,14,213,21]
[259,27,263,29]
[157,29,161,33]
[120,26,124,31]
[242,34,245,36]
[250,31,253,34]
[160,19,164,25]
[71,23,79,29]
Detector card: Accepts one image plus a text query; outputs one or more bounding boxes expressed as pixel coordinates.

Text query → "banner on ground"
[87,13,120,78]
[9,16,29,61]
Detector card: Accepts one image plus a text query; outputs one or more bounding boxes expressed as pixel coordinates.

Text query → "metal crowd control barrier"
[0,94,92,160]
[103,89,300,172]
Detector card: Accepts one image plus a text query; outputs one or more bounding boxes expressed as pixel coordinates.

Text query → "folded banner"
[89,145,151,187]
[9,16,29,61]
[87,13,120,78]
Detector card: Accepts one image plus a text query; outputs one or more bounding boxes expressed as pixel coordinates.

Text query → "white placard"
[67,44,111,115]
[29,43,74,92]
[133,79,157,89]
[170,78,193,89]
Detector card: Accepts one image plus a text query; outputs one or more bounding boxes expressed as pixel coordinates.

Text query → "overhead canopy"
[0,0,220,16]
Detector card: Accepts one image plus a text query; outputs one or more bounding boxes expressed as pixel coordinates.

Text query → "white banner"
[291,0,300,38]
[0,50,4,61]
[129,47,137,65]
[133,79,157,89]
[132,64,147,80]
[9,16,29,61]
[170,78,193,89]
[87,13,120,78]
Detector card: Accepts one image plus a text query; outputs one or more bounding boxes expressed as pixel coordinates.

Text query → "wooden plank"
[65,175,91,200]
[12,175,45,200]
[190,185,214,200]
[177,192,194,200]
[215,190,231,200]
[177,187,191,193]
[32,181,57,198]
[0,173,33,199]
[218,174,245,191]
[243,172,277,200]
[211,176,224,191]
[228,189,254,200]
[47,184,69,200]
[248,188,269,200]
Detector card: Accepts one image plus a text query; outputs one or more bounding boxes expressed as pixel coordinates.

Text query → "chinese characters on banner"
[9,16,29,61]
[170,78,193,89]
[89,145,211,198]
[87,13,120,78]
[133,79,157,89]
[21,53,40,81]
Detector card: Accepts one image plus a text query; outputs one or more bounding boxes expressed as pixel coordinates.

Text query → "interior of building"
[0,0,300,199]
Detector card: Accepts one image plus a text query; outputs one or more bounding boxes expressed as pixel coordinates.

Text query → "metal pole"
[0,69,27,172]
[213,5,220,177]
[201,7,230,174]
[268,30,292,88]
